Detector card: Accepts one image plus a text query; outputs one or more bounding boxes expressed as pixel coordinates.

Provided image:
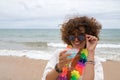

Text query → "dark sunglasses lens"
[78,35,85,41]
[69,35,75,41]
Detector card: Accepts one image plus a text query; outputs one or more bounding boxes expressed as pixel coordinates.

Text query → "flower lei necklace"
[58,47,88,80]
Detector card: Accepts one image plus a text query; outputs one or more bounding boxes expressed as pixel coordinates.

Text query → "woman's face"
[70,26,86,49]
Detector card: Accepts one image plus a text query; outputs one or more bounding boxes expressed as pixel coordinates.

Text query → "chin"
[74,44,85,50]
[73,45,81,49]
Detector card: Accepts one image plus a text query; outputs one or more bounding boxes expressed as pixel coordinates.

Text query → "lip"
[73,42,81,49]
[74,41,81,45]
[74,42,80,45]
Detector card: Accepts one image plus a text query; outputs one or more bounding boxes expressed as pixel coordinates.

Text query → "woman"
[42,16,103,80]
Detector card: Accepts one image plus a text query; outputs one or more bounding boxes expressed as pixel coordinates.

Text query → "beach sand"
[102,60,120,80]
[0,56,48,80]
[0,56,120,80]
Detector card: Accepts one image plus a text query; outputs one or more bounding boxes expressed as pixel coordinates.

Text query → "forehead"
[72,26,85,34]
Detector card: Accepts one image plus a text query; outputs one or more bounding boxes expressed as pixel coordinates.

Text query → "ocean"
[0,29,120,61]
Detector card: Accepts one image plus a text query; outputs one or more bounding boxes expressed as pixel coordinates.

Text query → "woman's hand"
[57,50,72,70]
[86,34,98,52]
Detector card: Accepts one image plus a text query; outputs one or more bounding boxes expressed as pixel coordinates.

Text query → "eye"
[69,35,75,41]
[78,35,85,41]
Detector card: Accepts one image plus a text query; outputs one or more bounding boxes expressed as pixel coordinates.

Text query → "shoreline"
[0,56,120,80]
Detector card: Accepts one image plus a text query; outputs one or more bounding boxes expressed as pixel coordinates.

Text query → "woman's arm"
[82,34,98,80]
[82,51,95,80]
[42,50,60,80]
[46,50,71,80]
[46,68,59,80]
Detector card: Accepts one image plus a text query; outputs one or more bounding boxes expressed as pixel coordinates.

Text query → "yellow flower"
[71,70,80,79]
[81,49,88,56]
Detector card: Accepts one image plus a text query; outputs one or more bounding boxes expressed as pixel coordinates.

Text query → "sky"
[0,0,120,29]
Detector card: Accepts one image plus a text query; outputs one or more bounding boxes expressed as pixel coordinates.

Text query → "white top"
[42,49,104,80]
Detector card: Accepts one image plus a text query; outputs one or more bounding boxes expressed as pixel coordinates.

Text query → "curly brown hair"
[60,16,102,45]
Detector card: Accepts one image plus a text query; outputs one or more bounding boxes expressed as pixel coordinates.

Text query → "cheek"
[80,41,86,46]
[81,41,86,48]
[70,41,74,46]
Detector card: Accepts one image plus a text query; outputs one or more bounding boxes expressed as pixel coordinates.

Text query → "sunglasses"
[69,34,85,41]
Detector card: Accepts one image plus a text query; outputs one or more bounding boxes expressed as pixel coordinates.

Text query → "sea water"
[0,29,120,61]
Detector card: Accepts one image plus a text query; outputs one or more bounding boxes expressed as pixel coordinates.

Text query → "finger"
[92,37,98,41]
[59,58,72,65]
[66,58,72,63]
[89,36,97,41]
[86,34,91,41]
[86,34,93,38]
[58,58,72,69]
[86,34,97,40]
[59,53,72,62]
[59,50,71,61]
[59,59,65,64]
[59,53,71,61]
[85,34,91,40]
[59,58,68,65]
[59,50,67,57]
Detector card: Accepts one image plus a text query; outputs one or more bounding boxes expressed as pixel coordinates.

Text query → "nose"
[75,37,79,41]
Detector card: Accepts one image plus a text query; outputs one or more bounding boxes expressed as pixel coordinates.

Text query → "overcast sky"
[0,0,120,29]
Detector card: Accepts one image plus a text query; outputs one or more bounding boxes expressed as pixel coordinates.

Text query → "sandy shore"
[102,60,120,80]
[0,56,48,80]
[0,56,120,80]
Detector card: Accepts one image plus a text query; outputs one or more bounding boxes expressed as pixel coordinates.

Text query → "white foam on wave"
[48,43,120,48]
[98,54,120,61]
[0,49,120,61]
[47,43,66,48]
[97,44,120,48]
[0,50,51,60]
